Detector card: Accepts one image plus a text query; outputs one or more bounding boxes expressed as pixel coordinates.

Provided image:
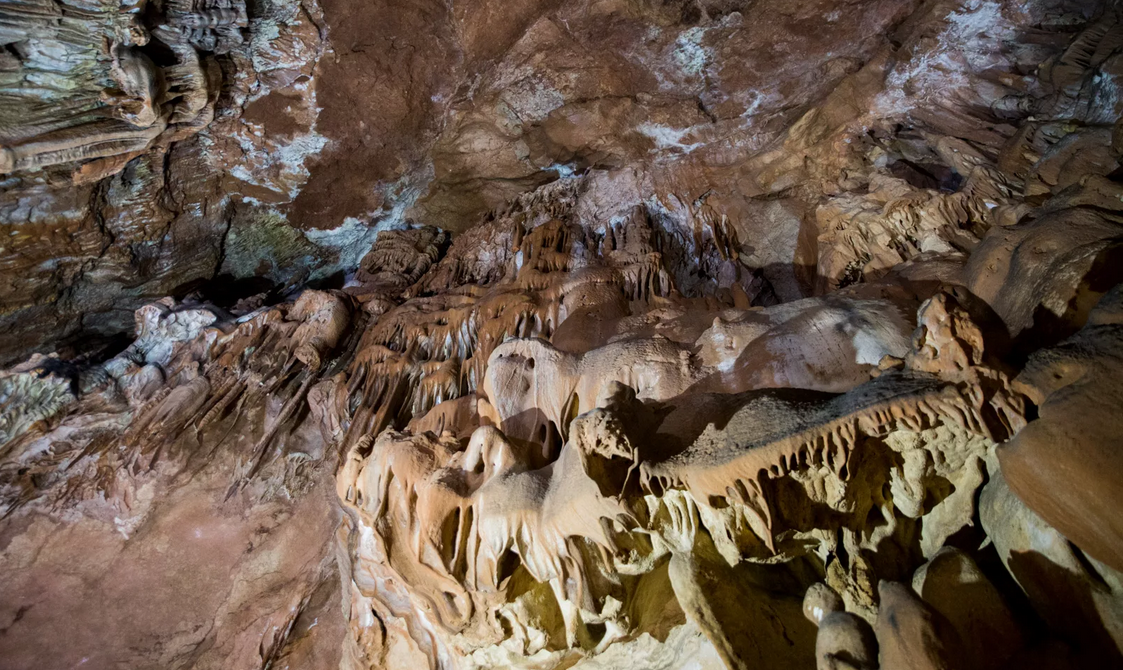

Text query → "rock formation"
[2,0,1123,669]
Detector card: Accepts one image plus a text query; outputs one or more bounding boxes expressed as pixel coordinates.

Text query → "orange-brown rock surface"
[3,1,1123,670]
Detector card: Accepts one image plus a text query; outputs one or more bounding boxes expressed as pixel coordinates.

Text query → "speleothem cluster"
[3,2,1123,670]
[0,0,245,178]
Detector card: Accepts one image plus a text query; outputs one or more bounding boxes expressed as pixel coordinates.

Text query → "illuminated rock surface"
[2,1,1123,669]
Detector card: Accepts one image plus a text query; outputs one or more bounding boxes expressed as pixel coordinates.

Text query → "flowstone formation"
[3,1,1123,670]
[0,0,243,176]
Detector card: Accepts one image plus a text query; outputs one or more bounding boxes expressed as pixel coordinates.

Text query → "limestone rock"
[875,581,964,670]
[1,3,1123,670]
[980,472,1123,665]
[999,286,1123,575]
[911,547,1024,670]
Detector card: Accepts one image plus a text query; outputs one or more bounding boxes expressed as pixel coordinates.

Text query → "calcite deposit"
[2,0,1123,669]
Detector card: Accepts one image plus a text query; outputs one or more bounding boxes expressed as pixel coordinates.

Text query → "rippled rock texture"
[3,0,1123,669]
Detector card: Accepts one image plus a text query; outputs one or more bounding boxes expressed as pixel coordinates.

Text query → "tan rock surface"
[2,3,1123,670]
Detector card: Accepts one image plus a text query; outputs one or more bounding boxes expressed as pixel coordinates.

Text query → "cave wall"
[2,0,1123,669]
